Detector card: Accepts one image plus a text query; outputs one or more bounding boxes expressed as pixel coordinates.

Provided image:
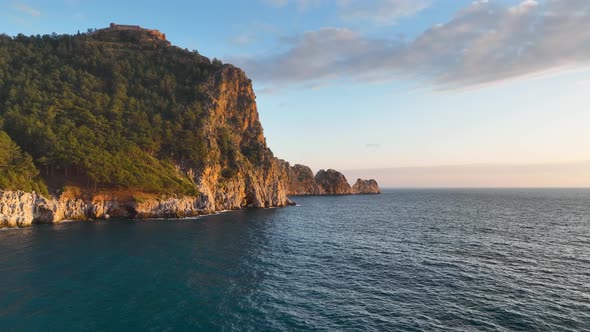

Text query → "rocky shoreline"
[0,167,379,228]
[0,190,206,228]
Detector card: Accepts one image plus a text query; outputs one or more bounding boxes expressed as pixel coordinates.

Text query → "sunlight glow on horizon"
[343,161,590,188]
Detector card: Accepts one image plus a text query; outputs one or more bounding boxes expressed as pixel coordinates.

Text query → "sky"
[1,0,589,187]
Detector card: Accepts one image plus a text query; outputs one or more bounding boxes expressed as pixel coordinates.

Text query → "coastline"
[0,185,382,229]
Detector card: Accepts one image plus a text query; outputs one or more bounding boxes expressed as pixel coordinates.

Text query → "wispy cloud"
[365,143,382,150]
[337,0,431,24]
[230,34,255,46]
[12,2,41,17]
[260,0,324,11]
[261,0,288,7]
[228,22,279,48]
[238,0,590,90]
[260,0,430,20]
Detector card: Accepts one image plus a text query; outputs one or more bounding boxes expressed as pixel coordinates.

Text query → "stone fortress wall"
[98,23,167,41]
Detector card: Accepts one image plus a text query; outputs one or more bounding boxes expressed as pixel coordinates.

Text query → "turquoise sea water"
[1,189,589,331]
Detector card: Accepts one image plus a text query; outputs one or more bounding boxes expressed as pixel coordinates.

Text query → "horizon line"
[342,160,590,172]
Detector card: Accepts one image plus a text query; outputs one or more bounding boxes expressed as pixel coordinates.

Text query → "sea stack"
[352,179,381,194]
[314,169,353,195]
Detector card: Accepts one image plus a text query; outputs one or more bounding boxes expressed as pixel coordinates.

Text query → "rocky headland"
[0,26,380,228]
[314,169,353,195]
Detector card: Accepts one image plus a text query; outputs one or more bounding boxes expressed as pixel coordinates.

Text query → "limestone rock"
[279,162,326,195]
[314,169,353,195]
[0,191,36,227]
[134,196,205,218]
[184,65,293,211]
[352,179,381,194]
[290,164,325,195]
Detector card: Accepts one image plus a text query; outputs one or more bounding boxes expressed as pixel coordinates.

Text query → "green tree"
[0,30,255,196]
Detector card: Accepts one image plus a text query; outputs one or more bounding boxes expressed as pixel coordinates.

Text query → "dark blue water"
[1,189,589,331]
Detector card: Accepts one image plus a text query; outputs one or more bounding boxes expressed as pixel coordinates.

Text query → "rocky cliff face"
[0,43,381,227]
[281,163,326,195]
[1,173,383,227]
[314,169,353,195]
[352,179,381,194]
[0,190,210,227]
[187,65,292,211]
[196,67,381,200]
[0,191,37,228]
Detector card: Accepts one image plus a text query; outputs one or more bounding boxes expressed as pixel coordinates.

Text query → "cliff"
[314,169,353,195]
[0,190,207,227]
[190,65,292,211]
[0,28,379,227]
[283,163,325,195]
[352,179,381,194]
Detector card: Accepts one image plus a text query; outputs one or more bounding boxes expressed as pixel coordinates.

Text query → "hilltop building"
[109,23,142,31]
[95,23,167,41]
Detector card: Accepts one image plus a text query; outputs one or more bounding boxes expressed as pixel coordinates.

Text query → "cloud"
[337,0,431,24]
[260,0,324,11]
[261,0,429,20]
[229,22,281,47]
[365,143,382,149]
[236,27,402,83]
[508,0,538,15]
[238,0,590,89]
[12,2,41,17]
[261,0,289,7]
[231,34,255,45]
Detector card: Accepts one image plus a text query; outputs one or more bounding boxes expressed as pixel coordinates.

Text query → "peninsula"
[0,25,380,227]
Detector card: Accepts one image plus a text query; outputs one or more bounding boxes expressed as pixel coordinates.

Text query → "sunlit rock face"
[352,179,381,194]
[314,169,353,195]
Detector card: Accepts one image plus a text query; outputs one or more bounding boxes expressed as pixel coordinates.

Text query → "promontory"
[0,24,380,227]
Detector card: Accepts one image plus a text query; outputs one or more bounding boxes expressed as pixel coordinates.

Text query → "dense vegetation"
[0,30,229,195]
[0,131,48,194]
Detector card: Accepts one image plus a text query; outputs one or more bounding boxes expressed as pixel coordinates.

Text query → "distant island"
[0,24,379,228]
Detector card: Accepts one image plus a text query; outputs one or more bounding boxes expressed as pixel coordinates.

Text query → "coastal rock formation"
[352,179,381,194]
[188,65,292,211]
[0,190,210,227]
[314,169,353,195]
[0,191,37,227]
[1,173,383,227]
[0,27,381,227]
[284,163,326,195]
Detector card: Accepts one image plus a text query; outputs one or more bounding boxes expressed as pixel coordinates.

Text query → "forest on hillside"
[0,30,235,195]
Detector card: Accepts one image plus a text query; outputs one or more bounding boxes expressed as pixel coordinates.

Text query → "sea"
[0,189,589,331]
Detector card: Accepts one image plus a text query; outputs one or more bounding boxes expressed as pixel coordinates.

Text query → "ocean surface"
[0,189,589,331]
